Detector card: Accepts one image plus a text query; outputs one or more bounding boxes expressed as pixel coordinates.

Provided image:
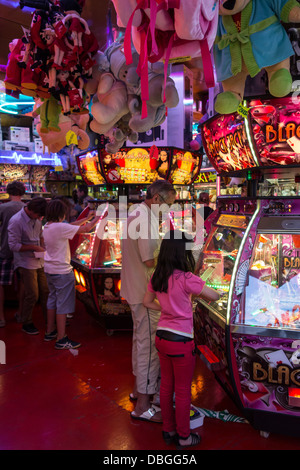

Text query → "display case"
[71,204,132,334]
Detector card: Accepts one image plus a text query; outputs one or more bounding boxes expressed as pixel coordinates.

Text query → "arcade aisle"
[1,299,300,451]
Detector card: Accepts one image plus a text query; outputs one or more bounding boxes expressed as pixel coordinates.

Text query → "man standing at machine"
[121,180,176,422]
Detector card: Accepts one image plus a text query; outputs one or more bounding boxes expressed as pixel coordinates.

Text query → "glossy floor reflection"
[1,300,300,451]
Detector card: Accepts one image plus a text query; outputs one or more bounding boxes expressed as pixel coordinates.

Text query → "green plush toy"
[214,0,300,114]
[32,95,62,133]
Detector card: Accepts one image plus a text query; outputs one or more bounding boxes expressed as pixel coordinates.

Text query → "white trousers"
[130,303,160,395]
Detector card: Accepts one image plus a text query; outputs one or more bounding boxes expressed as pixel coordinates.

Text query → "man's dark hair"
[77,184,88,196]
[6,181,26,197]
[27,197,48,217]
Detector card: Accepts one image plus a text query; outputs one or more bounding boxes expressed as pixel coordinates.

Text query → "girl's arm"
[198,285,221,302]
[143,289,161,311]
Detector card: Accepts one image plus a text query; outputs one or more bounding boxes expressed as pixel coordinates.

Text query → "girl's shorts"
[46,271,75,315]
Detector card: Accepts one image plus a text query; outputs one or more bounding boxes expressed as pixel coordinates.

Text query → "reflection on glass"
[74,234,93,265]
[235,233,300,329]
[74,219,123,268]
[198,221,247,316]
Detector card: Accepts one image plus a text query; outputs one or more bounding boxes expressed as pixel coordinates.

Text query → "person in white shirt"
[121,180,176,422]
[43,199,99,349]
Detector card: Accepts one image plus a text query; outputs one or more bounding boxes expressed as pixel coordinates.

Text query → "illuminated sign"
[0,150,62,167]
[100,146,172,185]
[99,146,201,185]
[169,149,201,185]
[194,171,217,184]
[77,149,105,186]
[249,96,300,166]
[201,112,256,173]
[202,96,300,172]
[0,88,34,115]
[217,214,247,229]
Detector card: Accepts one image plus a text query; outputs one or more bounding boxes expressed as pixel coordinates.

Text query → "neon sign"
[0,151,62,167]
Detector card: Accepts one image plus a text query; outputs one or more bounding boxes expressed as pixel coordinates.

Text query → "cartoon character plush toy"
[33,97,90,153]
[32,95,62,132]
[214,0,300,114]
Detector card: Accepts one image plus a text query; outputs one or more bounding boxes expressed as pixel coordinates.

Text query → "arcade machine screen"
[233,225,300,330]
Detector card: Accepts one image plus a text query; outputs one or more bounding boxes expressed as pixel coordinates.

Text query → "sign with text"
[201,112,256,173]
[249,96,300,167]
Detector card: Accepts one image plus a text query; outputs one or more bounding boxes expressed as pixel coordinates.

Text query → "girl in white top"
[43,199,99,349]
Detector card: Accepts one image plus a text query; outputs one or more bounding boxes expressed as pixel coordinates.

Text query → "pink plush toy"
[112,0,219,108]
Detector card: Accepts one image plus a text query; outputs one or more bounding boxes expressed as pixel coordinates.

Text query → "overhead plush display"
[214,0,300,114]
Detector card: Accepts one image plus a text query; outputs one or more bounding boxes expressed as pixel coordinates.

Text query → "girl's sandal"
[176,433,201,450]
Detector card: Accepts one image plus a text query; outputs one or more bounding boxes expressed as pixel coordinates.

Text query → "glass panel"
[197,219,248,316]
[93,219,123,268]
[73,206,125,268]
[235,233,300,329]
[257,178,299,197]
[73,233,93,266]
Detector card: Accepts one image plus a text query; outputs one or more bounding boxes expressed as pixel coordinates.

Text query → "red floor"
[1,300,300,451]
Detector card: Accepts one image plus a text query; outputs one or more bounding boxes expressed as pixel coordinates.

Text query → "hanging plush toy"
[5,0,98,117]
[112,0,219,101]
[214,0,300,114]
[105,42,179,133]
[33,97,90,153]
[88,43,179,152]
[32,95,62,132]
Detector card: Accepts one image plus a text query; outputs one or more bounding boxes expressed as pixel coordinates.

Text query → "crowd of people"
[0,181,96,348]
[0,179,217,449]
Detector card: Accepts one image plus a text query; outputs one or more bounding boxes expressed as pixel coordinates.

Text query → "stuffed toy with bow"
[214,0,300,114]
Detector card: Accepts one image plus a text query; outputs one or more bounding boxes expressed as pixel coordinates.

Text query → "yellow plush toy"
[214,0,300,114]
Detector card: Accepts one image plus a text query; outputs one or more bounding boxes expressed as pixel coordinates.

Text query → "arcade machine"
[70,147,128,334]
[71,145,201,334]
[194,95,300,437]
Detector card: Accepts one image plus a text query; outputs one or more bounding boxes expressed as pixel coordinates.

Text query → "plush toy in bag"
[214,0,300,114]
[88,42,179,153]
[112,0,219,118]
